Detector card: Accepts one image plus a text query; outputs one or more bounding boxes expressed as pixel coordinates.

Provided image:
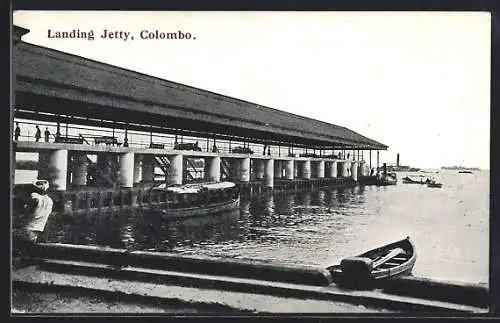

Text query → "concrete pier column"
[284,160,294,180]
[264,159,274,188]
[119,152,134,188]
[274,160,282,179]
[229,159,238,180]
[39,150,68,190]
[141,155,155,182]
[133,155,142,184]
[301,160,311,179]
[204,156,221,182]
[359,161,367,177]
[72,152,87,186]
[168,154,183,185]
[317,161,325,178]
[351,162,358,181]
[238,158,250,182]
[330,161,338,178]
[255,159,265,179]
[341,161,349,178]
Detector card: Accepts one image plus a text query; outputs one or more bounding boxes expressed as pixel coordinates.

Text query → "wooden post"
[377,151,380,172]
[369,150,372,169]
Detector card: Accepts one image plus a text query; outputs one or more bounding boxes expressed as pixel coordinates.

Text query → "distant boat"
[427,180,443,188]
[402,176,428,184]
[378,165,420,172]
[458,170,473,174]
[156,182,240,218]
[377,172,397,186]
[327,237,417,287]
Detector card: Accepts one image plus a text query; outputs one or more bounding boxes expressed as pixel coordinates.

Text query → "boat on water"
[427,181,443,188]
[458,170,473,174]
[155,182,240,218]
[327,237,417,287]
[377,172,397,186]
[402,175,429,184]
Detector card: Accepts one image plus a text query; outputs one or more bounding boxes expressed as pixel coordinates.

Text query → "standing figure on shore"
[35,126,41,142]
[14,123,21,141]
[13,180,54,253]
[44,127,50,143]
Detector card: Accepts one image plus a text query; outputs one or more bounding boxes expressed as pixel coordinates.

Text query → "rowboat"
[158,182,240,219]
[377,172,397,186]
[427,182,443,188]
[327,237,417,287]
[402,176,428,184]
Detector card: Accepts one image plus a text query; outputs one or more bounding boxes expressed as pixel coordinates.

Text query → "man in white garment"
[13,180,54,250]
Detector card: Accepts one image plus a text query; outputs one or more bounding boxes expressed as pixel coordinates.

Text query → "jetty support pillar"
[168,154,183,185]
[119,152,134,188]
[351,161,358,181]
[359,161,367,177]
[301,160,311,179]
[204,156,221,182]
[340,161,349,178]
[284,160,294,180]
[141,155,155,182]
[255,159,265,180]
[133,155,142,184]
[317,161,325,178]
[71,152,87,186]
[238,157,250,182]
[264,159,274,188]
[39,149,68,191]
[329,161,338,178]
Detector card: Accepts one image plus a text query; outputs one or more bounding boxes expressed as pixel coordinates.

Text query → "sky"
[12,11,491,169]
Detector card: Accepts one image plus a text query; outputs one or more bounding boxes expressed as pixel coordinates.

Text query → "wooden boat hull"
[402,177,426,184]
[327,237,417,287]
[162,197,240,219]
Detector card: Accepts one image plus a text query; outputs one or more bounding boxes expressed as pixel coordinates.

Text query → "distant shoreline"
[441,166,480,171]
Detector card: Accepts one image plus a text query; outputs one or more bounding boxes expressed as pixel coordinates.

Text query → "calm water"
[37,169,489,284]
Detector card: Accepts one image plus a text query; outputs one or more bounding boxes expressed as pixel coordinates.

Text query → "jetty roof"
[13,25,387,150]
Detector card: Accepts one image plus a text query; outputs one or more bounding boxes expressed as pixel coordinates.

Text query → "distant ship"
[377,153,420,172]
[441,166,480,171]
[378,165,420,172]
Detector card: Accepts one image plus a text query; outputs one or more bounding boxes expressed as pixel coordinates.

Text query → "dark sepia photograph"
[11,10,490,314]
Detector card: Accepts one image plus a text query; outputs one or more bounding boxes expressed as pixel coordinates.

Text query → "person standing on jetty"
[35,126,41,142]
[14,123,21,141]
[13,180,54,254]
[44,127,50,143]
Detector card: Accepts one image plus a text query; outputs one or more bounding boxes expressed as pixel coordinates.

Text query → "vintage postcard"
[11,10,490,314]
